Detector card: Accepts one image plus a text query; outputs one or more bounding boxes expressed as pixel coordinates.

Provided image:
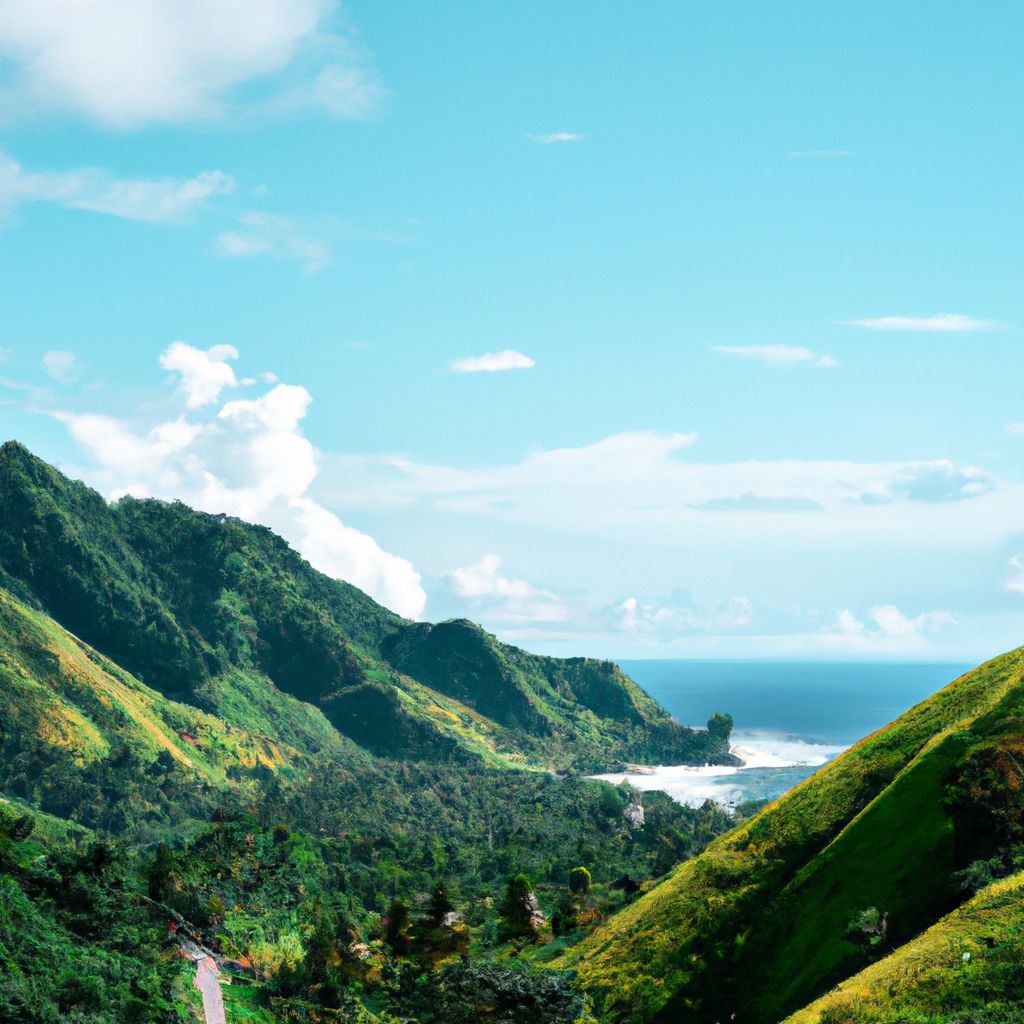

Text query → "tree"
[427,880,454,928]
[147,841,174,902]
[707,712,734,741]
[568,866,591,897]
[846,906,888,950]
[498,873,540,943]
[550,895,579,937]
[385,898,412,955]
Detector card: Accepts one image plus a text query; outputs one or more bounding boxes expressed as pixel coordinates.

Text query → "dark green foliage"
[411,960,593,1024]
[0,805,175,1024]
[498,873,539,942]
[426,880,454,928]
[146,840,174,901]
[844,906,888,950]
[563,649,1024,1024]
[385,899,411,954]
[707,711,733,741]
[0,442,734,771]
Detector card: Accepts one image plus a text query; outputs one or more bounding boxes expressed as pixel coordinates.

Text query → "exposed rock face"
[525,890,547,931]
[623,792,645,829]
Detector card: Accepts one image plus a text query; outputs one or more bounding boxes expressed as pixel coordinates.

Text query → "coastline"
[589,730,848,808]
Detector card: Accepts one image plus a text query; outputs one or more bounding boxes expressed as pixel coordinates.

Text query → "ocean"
[591,660,972,808]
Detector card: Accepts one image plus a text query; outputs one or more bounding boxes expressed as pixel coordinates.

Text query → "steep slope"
[0,441,731,770]
[559,650,1024,1023]
[0,585,358,836]
[784,870,1024,1024]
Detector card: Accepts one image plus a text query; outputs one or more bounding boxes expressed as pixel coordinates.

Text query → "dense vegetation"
[5,441,1024,1023]
[0,441,732,772]
[0,443,741,1021]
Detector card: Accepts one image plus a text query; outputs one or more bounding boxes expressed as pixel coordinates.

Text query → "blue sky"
[1,1,1023,660]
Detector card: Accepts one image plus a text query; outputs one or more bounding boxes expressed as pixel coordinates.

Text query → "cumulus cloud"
[0,150,234,224]
[869,604,956,637]
[450,349,535,373]
[0,0,384,128]
[215,211,330,272]
[810,605,957,653]
[41,350,77,383]
[160,342,239,408]
[52,341,426,619]
[439,554,567,623]
[715,344,836,368]
[529,132,584,144]
[841,314,1001,332]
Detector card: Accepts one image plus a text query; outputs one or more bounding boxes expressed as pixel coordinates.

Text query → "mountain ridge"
[0,440,734,771]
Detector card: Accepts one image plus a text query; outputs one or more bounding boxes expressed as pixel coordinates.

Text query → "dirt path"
[193,955,226,1024]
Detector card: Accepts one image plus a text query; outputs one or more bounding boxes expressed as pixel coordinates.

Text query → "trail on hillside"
[180,937,227,1024]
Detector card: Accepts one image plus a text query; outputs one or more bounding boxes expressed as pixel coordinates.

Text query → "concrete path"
[193,955,226,1024]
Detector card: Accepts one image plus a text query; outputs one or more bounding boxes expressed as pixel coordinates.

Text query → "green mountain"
[0,444,744,1022]
[558,649,1024,1023]
[7,440,1023,1024]
[0,440,731,772]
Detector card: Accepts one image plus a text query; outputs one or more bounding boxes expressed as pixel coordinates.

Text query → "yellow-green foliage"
[0,587,311,831]
[558,650,1024,1023]
[785,871,1024,1024]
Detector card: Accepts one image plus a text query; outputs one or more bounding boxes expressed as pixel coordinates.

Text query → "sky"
[1,1,1023,661]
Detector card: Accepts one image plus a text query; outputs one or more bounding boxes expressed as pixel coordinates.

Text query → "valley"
[1,443,1022,1024]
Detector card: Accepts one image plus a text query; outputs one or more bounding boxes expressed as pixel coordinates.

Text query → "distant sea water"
[591,660,972,808]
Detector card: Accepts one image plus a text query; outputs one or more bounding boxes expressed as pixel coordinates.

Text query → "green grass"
[557,649,1024,1023]
[785,870,1024,1024]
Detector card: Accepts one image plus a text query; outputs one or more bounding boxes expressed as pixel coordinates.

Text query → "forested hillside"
[0,441,732,772]
[0,441,737,1023]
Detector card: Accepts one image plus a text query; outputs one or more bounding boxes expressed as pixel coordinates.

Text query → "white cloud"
[0,150,234,224]
[841,314,1001,332]
[53,342,426,619]
[833,609,865,635]
[0,0,383,128]
[440,553,567,623]
[869,604,956,637]
[450,349,535,373]
[618,594,752,639]
[529,132,584,144]
[215,211,330,272]
[715,344,836,368]
[448,553,533,600]
[324,433,995,538]
[159,342,239,408]
[1005,422,1024,435]
[41,350,77,382]
[1005,557,1024,594]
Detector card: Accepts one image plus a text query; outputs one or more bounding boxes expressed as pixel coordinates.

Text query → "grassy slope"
[0,586,342,835]
[784,870,1024,1024]
[559,650,1024,1023]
